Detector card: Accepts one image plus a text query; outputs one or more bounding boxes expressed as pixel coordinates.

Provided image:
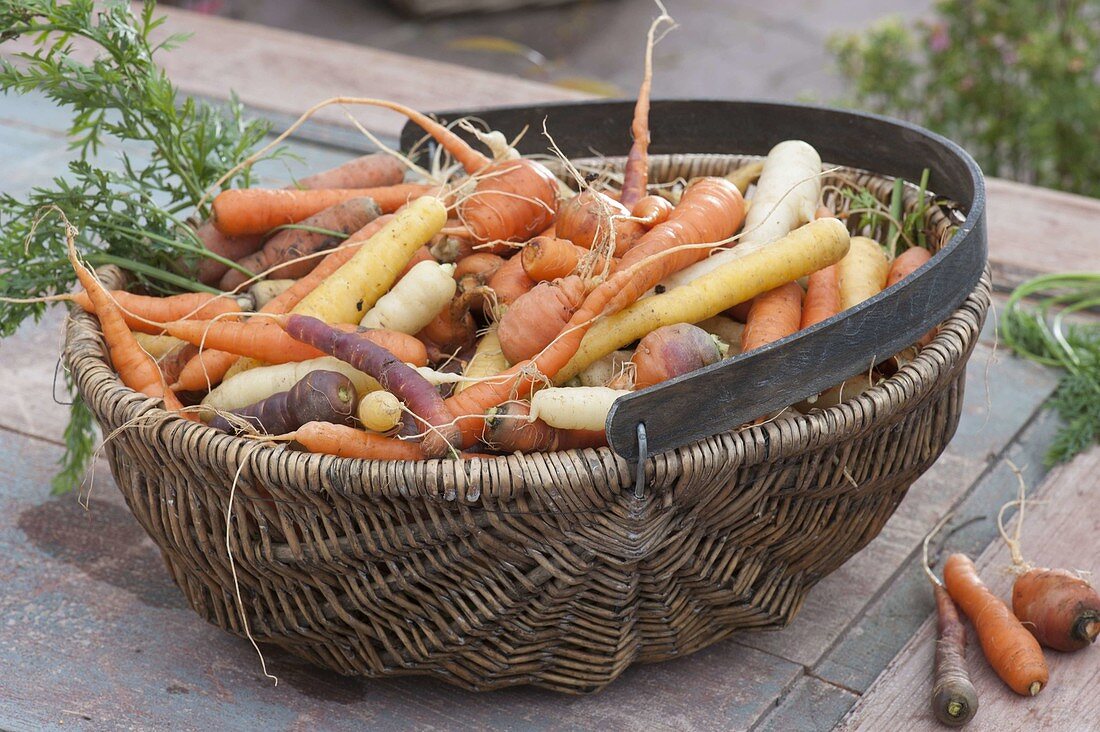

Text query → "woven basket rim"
[64,155,991,504]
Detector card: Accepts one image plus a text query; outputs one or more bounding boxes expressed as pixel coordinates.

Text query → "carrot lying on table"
[943,552,1048,696]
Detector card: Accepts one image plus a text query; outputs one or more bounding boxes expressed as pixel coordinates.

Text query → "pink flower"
[929,22,950,53]
[959,75,975,91]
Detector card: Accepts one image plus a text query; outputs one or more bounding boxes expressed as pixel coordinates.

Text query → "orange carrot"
[294,152,405,190]
[157,342,199,388]
[193,220,264,286]
[887,246,933,288]
[167,319,428,367]
[344,99,558,244]
[555,189,645,257]
[498,277,588,364]
[741,282,803,353]
[724,300,752,323]
[1013,568,1100,652]
[71,290,244,335]
[521,236,586,282]
[943,553,1049,696]
[219,196,381,289]
[485,253,535,313]
[292,421,424,460]
[174,216,399,391]
[65,233,183,411]
[398,246,436,280]
[800,264,841,329]
[482,402,607,453]
[887,246,936,346]
[619,6,669,210]
[417,287,482,359]
[167,319,323,364]
[448,177,746,442]
[211,184,435,236]
[631,323,723,390]
[454,252,504,282]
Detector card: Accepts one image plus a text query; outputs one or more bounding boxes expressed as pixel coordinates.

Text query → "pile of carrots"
[922,485,1100,727]
[64,81,945,462]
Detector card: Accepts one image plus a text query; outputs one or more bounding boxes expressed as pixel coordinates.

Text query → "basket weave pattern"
[66,156,989,693]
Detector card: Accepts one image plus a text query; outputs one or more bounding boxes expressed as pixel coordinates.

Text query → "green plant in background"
[831,0,1100,198]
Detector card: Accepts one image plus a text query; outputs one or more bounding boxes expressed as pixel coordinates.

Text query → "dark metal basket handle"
[401,100,988,460]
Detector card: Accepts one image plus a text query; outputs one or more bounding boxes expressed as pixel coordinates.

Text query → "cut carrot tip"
[1029,682,1042,696]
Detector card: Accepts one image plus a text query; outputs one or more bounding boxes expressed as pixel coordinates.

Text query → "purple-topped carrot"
[276,313,459,457]
[209,369,357,436]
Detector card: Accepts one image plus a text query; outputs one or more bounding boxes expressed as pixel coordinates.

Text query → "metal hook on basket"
[634,422,647,500]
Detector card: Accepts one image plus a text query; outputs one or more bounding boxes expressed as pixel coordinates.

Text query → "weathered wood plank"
[754,674,858,732]
[1,5,590,142]
[837,445,1100,731]
[737,344,1059,667]
[813,408,1063,693]
[986,178,1100,291]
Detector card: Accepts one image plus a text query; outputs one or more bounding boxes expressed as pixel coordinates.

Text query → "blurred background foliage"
[831,0,1100,197]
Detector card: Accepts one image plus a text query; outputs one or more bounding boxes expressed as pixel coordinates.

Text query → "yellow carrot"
[292,196,447,324]
[455,327,508,395]
[554,218,850,382]
[837,236,890,309]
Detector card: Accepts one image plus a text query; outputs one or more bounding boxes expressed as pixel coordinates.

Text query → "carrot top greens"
[0,0,275,492]
[1001,272,1100,465]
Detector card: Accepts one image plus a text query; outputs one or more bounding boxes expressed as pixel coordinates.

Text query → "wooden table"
[2,8,1098,730]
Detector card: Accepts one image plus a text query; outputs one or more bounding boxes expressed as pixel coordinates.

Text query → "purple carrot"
[209,369,357,435]
[278,313,460,456]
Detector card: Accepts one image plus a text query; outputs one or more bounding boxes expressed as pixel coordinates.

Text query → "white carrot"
[657,140,822,291]
[529,387,630,431]
[360,261,456,333]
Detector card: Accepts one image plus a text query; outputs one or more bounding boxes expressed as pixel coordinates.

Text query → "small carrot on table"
[923,517,979,727]
[943,552,1048,696]
[998,466,1100,652]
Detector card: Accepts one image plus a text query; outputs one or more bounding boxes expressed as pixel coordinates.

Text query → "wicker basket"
[65,151,989,694]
